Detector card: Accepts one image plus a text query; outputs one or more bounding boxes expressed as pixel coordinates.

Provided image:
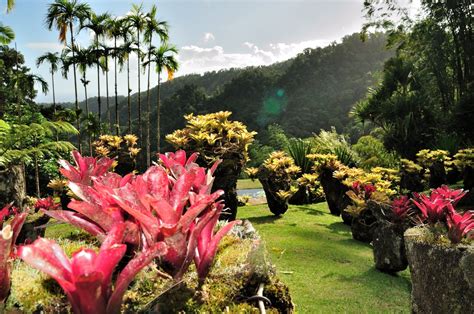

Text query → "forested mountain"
[45,32,393,148]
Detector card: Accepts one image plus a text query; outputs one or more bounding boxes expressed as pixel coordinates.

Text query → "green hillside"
[47,32,392,148]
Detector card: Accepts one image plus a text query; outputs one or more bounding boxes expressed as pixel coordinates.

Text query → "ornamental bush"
[246,151,300,215]
[166,111,257,220]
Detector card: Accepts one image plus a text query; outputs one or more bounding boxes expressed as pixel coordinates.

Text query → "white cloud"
[203,32,215,43]
[25,42,64,52]
[176,38,332,76]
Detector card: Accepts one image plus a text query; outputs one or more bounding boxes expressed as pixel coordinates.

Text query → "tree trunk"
[156,72,161,152]
[51,68,56,114]
[0,164,26,208]
[96,37,102,127]
[146,49,152,166]
[105,57,110,129]
[34,156,40,197]
[137,30,142,142]
[114,37,119,135]
[127,57,131,134]
[70,23,81,153]
[83,78,92,156]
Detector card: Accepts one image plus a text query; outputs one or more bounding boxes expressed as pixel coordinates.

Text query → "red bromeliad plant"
[17,223,167,314]
[0,204,28,304]
[59,150,114,186]
[446,210,474,244]
[43,150,240,281]
[193,211,240,284]
[431,185,467,205]
[412,192,452,224]
[34,196,60,211]
[390,195,413,222]
[411,186,474,244]
[351,181,376,199]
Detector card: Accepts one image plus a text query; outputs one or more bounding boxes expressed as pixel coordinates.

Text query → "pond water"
[237,188,265,198]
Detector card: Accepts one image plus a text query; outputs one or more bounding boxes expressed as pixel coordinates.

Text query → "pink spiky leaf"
[106,242,167,314]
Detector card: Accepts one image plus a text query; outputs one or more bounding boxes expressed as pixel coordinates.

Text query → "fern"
[0,119,77,167]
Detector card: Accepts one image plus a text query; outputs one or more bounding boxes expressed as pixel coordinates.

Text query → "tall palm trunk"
[114,37,119,135]
[96,37,102,127]
[145,42,152,166]
[51,67,56,114]
[105,56,110,129]
[34,155,40,198]
[127,56,131,133]
[83,73,92,156]
[70,22,81,153]
[156,71,161,152]
[137,29,142,142]
[51,67,58,141]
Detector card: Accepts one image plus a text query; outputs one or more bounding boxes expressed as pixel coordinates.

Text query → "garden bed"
[6,222,293,313]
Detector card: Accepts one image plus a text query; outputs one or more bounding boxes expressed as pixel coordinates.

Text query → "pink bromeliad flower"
[17,223,167,314]
[45,150,238,282]
[34,196,60,211]
[193,210,241,284]
[391,195,412,222]
[43,171,140,245]
[59,150,114,186]
[0,204,28,304]
[110,154,227,279]
[446,210,474,244]
[412,193,451,224]
[431,185,467,205]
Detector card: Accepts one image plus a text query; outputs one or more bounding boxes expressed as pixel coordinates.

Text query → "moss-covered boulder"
[404,227,474,313]
[6,222,293,313]
[373,221,408,273]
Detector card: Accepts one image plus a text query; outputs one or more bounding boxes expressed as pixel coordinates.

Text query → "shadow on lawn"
[293,205,326,216]
[244,214,284,225]
[325,221,353,236]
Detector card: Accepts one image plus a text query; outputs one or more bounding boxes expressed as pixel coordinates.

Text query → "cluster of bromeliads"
[247,148,473,312]
[1,150,240,313]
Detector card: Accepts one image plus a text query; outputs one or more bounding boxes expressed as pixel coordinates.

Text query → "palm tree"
[0,23,14,44]
[144,44,178,152]
[117,20,134,134]
[45,0,91,153]
[105,16,124,135]
[62,45,94,155]
[6,0,14,12]
[127,3,146,141]
[81,12,110,127]
[117,41,135,134]
[143,5,168,166]
[36,52,60,113]
[99,43,112,128]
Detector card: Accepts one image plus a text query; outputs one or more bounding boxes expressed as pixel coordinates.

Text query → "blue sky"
[1,0,419,103]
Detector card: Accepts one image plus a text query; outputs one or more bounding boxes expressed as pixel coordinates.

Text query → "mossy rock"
[404,227,474,313]
[6,238,96,313]
[6,233,293,313]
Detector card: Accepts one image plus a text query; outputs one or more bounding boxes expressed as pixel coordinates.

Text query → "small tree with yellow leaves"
[246,151,300,216]
[92,134,140,175]
[166,111,256,220]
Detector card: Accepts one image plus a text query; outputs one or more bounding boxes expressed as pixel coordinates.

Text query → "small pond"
[237,188,265,198]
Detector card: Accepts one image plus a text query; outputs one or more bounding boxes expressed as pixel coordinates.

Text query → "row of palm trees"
[38,0,178,165]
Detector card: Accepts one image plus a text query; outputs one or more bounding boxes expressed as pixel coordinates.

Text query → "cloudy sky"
[1,0,419,103]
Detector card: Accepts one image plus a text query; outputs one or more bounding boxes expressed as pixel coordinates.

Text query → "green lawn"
[237,178,262,189]
[237,203,412,313]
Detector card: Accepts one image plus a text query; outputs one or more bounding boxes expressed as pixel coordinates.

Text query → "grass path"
[237,203,411,313]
